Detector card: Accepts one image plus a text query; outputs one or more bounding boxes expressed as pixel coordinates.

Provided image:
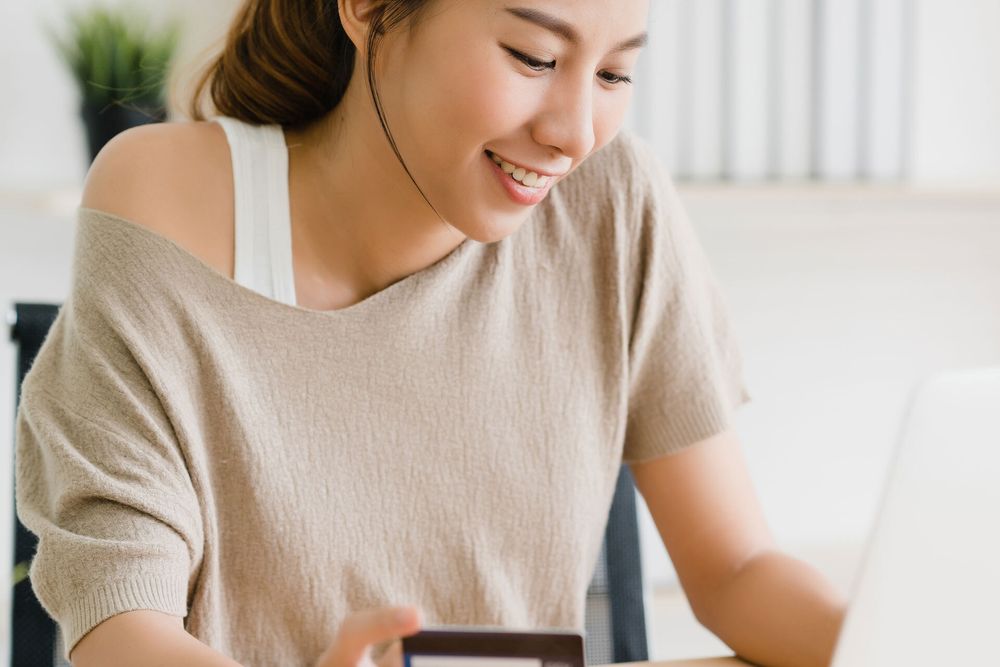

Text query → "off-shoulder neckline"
[77,206,478,321]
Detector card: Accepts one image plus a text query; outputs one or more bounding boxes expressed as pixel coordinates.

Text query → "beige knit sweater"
[15,127,750,665]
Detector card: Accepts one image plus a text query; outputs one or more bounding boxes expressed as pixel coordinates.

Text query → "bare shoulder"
[80,120,235,278]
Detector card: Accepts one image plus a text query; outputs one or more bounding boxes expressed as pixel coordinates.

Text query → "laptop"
[830,366,1000,666]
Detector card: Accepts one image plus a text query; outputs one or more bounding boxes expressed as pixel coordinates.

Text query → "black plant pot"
[81,100,168,164]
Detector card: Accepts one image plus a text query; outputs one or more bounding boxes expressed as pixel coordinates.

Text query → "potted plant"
[44,4,181,163]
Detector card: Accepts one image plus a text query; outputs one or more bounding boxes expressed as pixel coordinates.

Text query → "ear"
[338,0,383,55]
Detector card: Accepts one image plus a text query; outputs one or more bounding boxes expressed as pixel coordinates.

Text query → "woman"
[15,0,847,666]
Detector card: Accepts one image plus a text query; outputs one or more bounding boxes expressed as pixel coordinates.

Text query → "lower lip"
[485,151,556,206]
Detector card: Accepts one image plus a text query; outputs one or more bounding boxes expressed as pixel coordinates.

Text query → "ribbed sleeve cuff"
[623,384,752,464]
[625,399,729,464]
[59,574,188,662]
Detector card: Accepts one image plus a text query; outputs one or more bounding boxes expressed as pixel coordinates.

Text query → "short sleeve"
[14,299,204,660]
[620,133,752,464]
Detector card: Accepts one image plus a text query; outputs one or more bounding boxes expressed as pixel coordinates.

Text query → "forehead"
[437,0,650,46]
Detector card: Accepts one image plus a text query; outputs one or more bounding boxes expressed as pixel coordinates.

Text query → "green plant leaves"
[12,559,29,587]
[42,4,181,110]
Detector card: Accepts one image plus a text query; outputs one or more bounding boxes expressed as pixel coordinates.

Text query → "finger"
[333,607,423,664]
[370,638,392,663]
[375,639,403,667]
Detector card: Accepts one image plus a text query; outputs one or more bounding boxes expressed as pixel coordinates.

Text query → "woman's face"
[374,0,649,243]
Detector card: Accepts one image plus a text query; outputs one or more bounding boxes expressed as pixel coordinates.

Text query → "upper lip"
[487,150,568,178]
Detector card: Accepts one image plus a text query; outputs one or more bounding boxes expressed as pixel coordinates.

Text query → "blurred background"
[2,0,999,664]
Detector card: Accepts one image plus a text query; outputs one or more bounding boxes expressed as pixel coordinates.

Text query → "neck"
[282,82,466,308]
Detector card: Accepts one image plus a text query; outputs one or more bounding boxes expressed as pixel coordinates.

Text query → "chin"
[458,211,533,244]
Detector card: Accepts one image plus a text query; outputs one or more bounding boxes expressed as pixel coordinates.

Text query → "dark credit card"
[402,627,586,667]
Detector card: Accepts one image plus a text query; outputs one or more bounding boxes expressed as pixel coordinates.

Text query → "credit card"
[402,627,585,667]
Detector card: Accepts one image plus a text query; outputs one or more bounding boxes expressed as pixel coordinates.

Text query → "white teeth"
[488,151,549,189]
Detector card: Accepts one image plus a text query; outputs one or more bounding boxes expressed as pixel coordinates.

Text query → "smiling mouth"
[485,150,553,188]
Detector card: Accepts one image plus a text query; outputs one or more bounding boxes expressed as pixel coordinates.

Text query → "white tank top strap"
[213,115,298,307]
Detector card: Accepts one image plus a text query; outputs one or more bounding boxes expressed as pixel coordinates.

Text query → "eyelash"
[503,47,634,86]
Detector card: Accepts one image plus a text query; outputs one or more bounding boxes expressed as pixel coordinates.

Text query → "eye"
[599,71,634,86]
[503,46,555,72]
[502,45,634,86]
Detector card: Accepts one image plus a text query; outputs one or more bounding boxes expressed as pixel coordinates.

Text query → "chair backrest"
[585,465,650,665]
[8,301,648,666]
[9,302,63,667]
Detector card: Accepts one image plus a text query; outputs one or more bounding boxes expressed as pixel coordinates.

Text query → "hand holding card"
[314,606,424,667]
[402,628,586,667]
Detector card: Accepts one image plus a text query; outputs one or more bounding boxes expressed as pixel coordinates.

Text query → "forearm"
[70,613,245,667]
[698,549,848,667]
[75,632,245,667]
[144,632,247,667]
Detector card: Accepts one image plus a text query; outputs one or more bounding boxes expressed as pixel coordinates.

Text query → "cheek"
[593,91,634,147]
[445,78,514,141]
[406,48,527,149]
[431,81,510,202]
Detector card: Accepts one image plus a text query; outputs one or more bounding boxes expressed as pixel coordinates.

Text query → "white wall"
[632,0,1000,187]
[910,0,1000,188]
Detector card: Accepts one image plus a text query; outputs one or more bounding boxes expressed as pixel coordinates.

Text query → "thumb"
[334,606,423,665]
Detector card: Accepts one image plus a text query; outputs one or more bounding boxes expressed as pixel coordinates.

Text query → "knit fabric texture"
[15,127,751,665]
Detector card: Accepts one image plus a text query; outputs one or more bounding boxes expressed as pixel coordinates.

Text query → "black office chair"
[9,301,649,666]
[9,302,64,667]
[584,465,650,665]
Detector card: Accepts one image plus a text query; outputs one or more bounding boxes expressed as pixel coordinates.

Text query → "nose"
[531,72,597,161]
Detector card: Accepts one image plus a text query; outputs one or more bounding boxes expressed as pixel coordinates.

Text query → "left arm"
[629,428,847,667]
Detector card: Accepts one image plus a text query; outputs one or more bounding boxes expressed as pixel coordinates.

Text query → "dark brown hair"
[188,0,438,214]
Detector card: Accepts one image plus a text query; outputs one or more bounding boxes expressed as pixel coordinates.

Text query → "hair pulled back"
[188,0,441,216]
[189,0,428,126]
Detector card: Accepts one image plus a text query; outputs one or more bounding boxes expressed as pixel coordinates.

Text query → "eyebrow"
[504,6,648,53]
